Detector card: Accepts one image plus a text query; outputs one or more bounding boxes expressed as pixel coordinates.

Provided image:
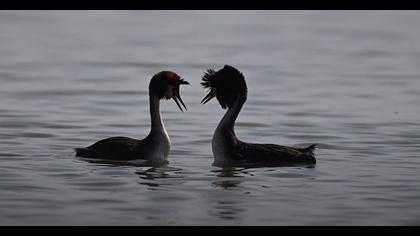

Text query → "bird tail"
[302,144,317,154]
[301,144,317,164]
[74,147,90,157]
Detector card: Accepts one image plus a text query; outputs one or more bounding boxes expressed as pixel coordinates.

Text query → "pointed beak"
[179,80,189,85]
[173,82,188,112]
[201,89,216,104]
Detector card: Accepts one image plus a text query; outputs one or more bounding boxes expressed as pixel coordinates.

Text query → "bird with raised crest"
[201,65,317,167]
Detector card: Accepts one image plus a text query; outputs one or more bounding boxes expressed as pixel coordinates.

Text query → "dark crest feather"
[201,69,216,90]
[201,65,247,109]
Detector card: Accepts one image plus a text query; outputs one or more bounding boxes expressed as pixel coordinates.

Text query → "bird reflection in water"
[211,167,251,189]
[210,200,246,221]
[209,168,248,221]
[78,157,182,190]
[135,166,183,190]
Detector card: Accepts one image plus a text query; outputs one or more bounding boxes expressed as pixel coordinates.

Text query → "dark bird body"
[76,136,155,161]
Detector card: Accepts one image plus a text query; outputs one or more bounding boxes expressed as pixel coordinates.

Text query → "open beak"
[173,82,189,112]
[201,89,216,104]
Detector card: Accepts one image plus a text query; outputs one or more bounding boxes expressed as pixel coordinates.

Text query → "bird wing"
[235,141,315,164]
[86,136,141,159]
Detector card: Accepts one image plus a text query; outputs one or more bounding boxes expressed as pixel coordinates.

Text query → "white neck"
[149,93,165,133]
[212,95,246,161]
[214,95,245,138]
[147,92,170,157]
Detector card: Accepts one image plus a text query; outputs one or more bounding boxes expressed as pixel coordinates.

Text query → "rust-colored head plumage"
[149,71,189,111]
[201,65,247,109]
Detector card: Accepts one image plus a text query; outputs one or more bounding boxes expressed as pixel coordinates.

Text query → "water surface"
[1,10,420,225]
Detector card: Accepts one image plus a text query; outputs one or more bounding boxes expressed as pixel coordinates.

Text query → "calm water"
[1,10,420,225]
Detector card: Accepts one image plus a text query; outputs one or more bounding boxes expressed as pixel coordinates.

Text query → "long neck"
[215,94,246,138]
[149,92,167,137]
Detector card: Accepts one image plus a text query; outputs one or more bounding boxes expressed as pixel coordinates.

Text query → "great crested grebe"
[75,71,189,163]
[201,65,316,167]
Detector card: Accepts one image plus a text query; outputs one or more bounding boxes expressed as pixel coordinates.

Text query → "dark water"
[1,10,420,225]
